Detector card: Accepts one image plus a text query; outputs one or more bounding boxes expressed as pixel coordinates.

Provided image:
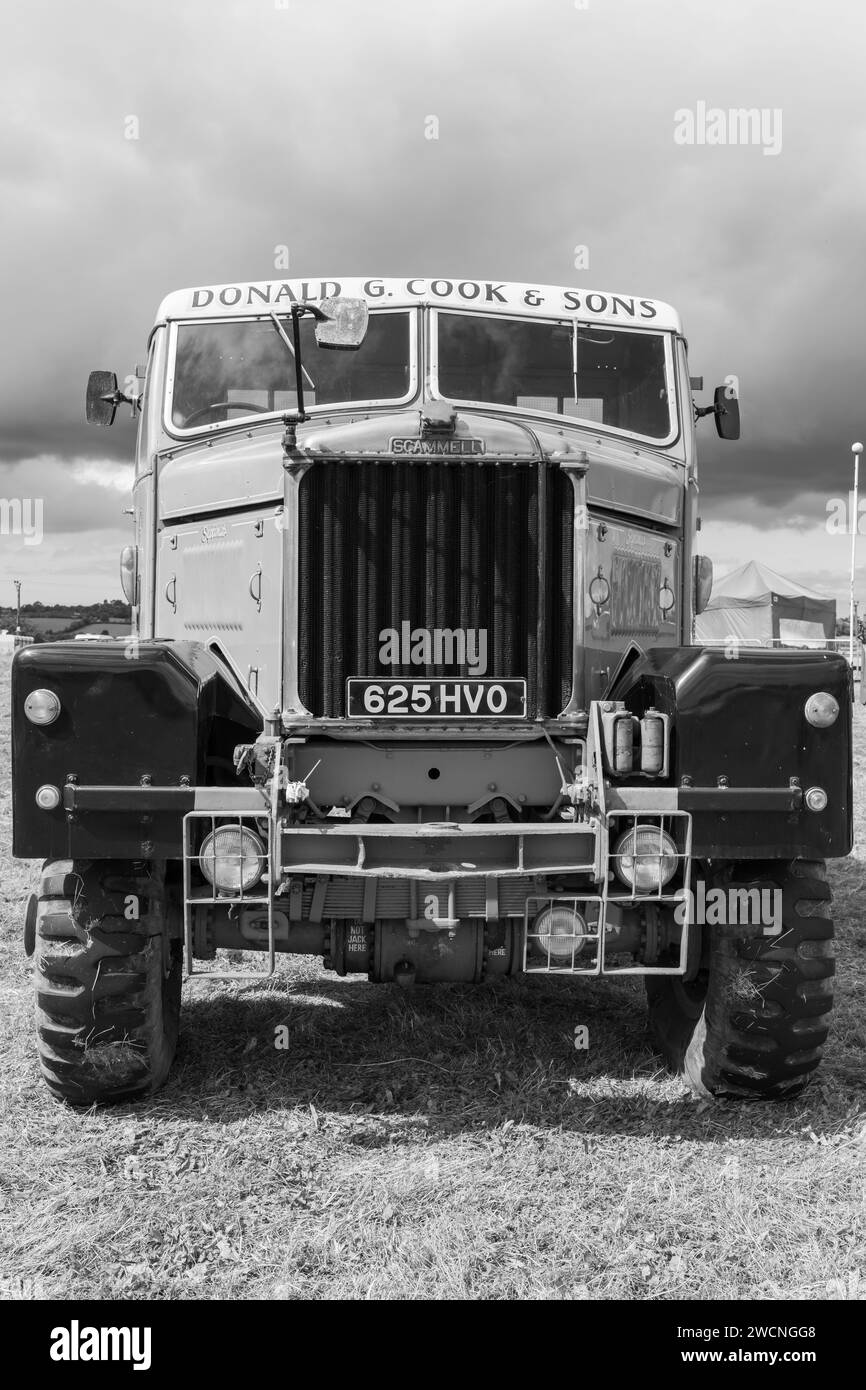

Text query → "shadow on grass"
[144,969,861,1141]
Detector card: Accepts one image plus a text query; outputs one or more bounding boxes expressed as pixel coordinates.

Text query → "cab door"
[156,506,284,712]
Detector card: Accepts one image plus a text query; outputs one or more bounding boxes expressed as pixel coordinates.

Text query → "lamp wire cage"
[523,810,693,976]
[182,810,277,979]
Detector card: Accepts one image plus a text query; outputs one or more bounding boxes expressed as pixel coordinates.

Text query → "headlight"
[804,692,839,728]
[119,545,138,606]
[199,825,266,894]
[613,824,678,892]
[532,904,591,961]
[694,554,713,615]
[24,689,61,725]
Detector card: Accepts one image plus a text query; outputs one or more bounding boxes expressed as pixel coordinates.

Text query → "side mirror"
[314,296,369,351]
[714,384,740,440]
[694,554,714,614]
[86,370,133,426]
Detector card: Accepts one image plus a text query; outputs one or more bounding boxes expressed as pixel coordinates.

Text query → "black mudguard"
[611,645,852,858]
[12,641,261,860]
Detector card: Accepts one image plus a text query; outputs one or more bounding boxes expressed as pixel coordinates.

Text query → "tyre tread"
[33,859,181,1105]
[647,859,835,1101]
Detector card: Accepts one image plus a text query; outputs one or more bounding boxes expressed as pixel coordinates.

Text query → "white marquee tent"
[694,560,836,646]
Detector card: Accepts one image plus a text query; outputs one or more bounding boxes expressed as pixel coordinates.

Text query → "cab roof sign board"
[155,277,682,334]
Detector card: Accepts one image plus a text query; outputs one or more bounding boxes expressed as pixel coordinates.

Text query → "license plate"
[347,679,527,718]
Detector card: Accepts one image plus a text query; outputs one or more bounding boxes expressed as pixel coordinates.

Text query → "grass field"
[0,655,864,1301]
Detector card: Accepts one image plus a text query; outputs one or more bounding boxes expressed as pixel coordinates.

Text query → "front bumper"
[14,640,852,865]
[179,796,695,981]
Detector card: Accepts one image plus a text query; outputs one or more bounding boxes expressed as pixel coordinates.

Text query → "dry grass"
[0,655,864,1301]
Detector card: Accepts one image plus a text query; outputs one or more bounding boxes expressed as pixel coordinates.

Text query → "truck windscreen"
[435,312,674,441]
[169,310,412,430]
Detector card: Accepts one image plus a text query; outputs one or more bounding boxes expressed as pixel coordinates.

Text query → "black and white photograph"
[0,0,863,1344]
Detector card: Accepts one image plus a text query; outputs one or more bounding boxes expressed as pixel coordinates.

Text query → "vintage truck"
[13,276,850,1104]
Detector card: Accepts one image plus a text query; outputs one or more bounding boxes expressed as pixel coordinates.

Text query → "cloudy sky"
[2,0,865,610]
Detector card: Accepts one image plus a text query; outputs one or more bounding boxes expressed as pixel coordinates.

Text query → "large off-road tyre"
[646,859,834,1100]
[32,860,182,1105]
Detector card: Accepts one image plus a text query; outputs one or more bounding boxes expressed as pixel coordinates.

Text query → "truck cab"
[12,276,850,1105]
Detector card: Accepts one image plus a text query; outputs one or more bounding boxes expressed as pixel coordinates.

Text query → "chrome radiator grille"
[297,459,574,718]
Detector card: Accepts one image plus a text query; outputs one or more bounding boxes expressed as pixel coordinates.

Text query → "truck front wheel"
[32,860,182,1105]
[646,859,834,1099]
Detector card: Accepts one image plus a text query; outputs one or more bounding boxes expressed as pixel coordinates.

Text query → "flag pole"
[851,442,864,670]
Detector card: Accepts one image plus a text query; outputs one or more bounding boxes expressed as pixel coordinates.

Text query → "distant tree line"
[835,617,866,641]
[0,600,131,640]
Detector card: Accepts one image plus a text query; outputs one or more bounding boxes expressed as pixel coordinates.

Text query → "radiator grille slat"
[298,461,573,717]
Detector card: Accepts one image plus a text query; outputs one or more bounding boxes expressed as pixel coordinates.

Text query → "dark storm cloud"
[0,459,133,534]
[1,0,865,596]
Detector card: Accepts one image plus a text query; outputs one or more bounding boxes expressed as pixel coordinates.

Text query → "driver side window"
[135,331,163,475]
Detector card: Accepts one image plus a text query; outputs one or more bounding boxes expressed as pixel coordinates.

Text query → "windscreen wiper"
[269,312,316,398]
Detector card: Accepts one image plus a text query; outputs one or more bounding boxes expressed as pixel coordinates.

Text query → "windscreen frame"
[162,306,419,440]
[428,307,680,449]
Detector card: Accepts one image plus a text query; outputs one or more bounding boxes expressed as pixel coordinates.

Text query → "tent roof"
[706,560,832,609]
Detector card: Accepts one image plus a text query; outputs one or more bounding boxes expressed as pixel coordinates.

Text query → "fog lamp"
[613,824,678,892]
[532,904,589,959]
[199,825,265,894]
[24,689,61,725]
[35,784,61,810]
